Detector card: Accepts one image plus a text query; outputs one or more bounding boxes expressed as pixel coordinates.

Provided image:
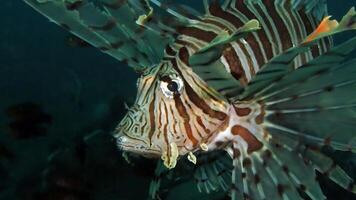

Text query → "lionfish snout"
[115,135,126,151]
[113,106,161,157]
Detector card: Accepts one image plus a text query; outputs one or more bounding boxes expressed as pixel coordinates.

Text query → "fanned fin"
[194,151,232,193]
[228,140,327,200]
[261,37,356,151]
[226,131,355,200]
[23,0,189,69]
[302,146,356,194]
[148,159,170,200]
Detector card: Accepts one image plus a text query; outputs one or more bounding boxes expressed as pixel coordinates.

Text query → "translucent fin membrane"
[290,0,328,20]
[228,142,326,200]
[261,38,356,152]
[194,151,232,193]
[195,134,355,200]
[226,133,355,200]
[23,0,190,69]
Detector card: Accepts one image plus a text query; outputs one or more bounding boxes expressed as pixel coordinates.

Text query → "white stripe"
[254,1,283,53]
[289,2,314,62]
[231,42,252,81]
[227,4,269,64]
[244,1,279,56]
[221,56,232,73]
[241,38,259,73]
[193,19,227,35]
[275,0,301,68]
[176,35,204,50]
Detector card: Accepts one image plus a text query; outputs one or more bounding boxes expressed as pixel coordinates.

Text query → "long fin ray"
[228,132,353,200]
[303,147,356,194]
[23,0,190,69]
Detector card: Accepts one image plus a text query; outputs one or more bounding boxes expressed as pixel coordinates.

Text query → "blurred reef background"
[0,0,355,200]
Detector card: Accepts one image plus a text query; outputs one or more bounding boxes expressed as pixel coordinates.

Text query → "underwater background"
[0,0,355,200]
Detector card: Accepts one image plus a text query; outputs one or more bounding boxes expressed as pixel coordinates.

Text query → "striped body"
[168,0,331,86]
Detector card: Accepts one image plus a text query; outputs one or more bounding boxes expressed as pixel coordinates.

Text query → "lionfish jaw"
[114,135,161,158]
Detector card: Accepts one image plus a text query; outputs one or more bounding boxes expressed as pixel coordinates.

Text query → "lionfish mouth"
[115,135,161,158]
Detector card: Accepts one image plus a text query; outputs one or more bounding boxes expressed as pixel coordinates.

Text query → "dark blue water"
[0,1,355,200]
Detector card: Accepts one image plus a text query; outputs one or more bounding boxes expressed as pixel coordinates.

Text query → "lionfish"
[25,0,356,199]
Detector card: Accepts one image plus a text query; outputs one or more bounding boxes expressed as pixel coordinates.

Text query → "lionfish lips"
[114,135,161,157]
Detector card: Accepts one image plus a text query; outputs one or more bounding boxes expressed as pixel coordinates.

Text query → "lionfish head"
[114,60,229,167]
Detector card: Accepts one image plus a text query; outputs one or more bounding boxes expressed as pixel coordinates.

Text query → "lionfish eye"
[167,81,179,92]
[160,75,184,98]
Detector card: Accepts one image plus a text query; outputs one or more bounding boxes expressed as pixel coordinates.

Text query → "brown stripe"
[299,10,320,58]
[196,116,211,134]
[209,2,265,67]
[178,46,190,66]
[193,123,204,138]
[245,34,265,67]
[209,2,241,29]
[174,95,198,146]
[148,93,156,146]
[165,45,176,56]
[165,55,222,104]
[263,1,293,51]
[282,2,307,64]
[176,39,199,52]
[237,41,256,76]
[255,102,265,124]
[231,125,263,153]
[184,80,227,121]
[177,26,217,42]
[169,105,178,137]
[157,103,162,132]
[202,18,230,32]
[142,80,156,104]
[223,45,248,85]
[234,0,274,60]
[171,57,227,121]
[162,102,169,141]
[234,107,252,117]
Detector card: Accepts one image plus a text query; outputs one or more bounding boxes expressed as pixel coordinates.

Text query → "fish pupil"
[167,81,179,92]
